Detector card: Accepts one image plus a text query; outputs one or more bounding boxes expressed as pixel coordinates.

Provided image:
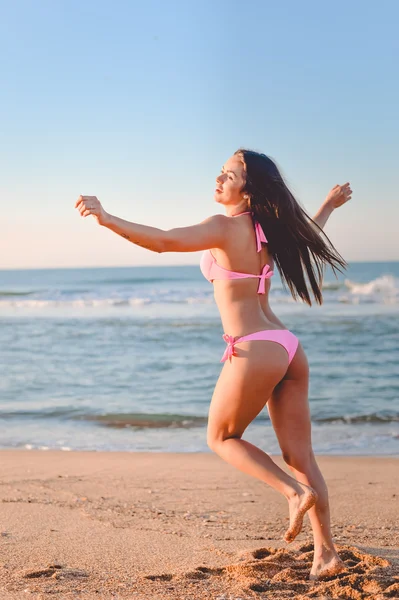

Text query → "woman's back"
[200,212,280,336]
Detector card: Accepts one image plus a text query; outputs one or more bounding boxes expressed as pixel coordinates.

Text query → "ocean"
[0,261,398,455]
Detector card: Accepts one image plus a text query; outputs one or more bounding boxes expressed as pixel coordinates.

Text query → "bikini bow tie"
[256,264,274,294]
[221,334,236,363]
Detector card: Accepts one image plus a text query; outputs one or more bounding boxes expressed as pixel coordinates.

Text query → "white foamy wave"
[343,274,399,304]
[322,281,343,291]
[0,294,215,309]
[128,297,152,306]
[1,272,397,310]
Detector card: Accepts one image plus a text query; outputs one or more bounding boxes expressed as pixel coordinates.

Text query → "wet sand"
[0,451,398,599]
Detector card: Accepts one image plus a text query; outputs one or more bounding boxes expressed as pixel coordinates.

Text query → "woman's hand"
[75,195,110,226]
[324,183,352,211]
[312,183,352,230]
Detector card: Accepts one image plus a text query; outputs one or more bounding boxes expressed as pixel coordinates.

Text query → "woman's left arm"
[312,183,352,230]
[75,195,229,253]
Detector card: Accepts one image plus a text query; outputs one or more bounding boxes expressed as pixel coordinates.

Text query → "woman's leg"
[267,342,344,579]
[206,340,317,543]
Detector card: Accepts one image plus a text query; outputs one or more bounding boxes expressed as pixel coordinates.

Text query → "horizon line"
[1,259,399,272]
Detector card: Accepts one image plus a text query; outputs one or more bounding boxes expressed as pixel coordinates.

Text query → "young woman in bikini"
[75,148,352,580]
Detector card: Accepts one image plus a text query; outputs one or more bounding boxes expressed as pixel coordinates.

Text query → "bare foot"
[309,554,346,580]
[284,483,318,543]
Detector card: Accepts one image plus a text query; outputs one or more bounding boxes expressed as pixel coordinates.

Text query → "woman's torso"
[200,213,288,336]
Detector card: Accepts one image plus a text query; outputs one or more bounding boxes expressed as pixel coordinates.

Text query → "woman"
[75,149,352,580]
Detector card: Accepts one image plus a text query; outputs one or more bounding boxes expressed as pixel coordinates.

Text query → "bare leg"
[207,341,317,544]
[287,456,345,579]
[210,436,317,542]
[267,344,345,579]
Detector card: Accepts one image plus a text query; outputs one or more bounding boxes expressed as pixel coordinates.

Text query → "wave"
[0,409,208,428]
[314,412,399,424]
[322,282,344,291]
[1,409,398,428]
[0,297,215,308]
[0,290,37,297]
[94,276,198,286]
[83,413,208,428]
[0,273,398,309]
[344,275,398,300]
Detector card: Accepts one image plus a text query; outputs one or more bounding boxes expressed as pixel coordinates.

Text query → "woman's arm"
[312,183,352,230]
[312,203,334,230]
[74,195,230,253]
[104,212,229,253]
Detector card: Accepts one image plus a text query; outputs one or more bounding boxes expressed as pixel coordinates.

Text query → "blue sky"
[1,0,398,269]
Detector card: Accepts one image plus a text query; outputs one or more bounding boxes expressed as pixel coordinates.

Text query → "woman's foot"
[284,483,318,543]
[309,549,346,580]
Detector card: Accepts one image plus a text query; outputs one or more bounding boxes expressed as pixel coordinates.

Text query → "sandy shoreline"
[0,451,398,599]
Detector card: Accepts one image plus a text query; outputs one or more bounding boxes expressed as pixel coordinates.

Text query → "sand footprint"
[17,563,89,581]
[140,543,396,599]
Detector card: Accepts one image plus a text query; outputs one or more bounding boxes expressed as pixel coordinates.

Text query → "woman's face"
[214,155,246,207]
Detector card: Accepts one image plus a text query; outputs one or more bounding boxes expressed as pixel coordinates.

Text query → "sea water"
[0,261,398,455]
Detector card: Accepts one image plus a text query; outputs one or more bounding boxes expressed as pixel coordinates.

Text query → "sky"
[1,0,398,269]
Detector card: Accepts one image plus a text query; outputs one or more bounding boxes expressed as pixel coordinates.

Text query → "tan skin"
[75,155,352,580]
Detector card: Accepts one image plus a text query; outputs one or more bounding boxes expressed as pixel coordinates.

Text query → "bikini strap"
[254,221,268,252]
[232,210,268,252]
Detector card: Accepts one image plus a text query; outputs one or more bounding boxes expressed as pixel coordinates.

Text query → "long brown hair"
[235,148,347,305]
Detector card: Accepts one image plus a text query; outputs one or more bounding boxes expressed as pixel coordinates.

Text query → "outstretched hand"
[75,195,109,226]
[324,183,352,210]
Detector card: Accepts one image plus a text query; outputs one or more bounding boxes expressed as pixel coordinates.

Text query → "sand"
[0,451,398,599]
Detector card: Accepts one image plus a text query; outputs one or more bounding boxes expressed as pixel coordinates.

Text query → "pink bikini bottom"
[220,329,299,364]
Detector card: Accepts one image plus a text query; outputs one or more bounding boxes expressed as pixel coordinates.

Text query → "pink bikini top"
[199,211,274,294]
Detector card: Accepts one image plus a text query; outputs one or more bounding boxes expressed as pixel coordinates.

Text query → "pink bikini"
[200,211,299,365]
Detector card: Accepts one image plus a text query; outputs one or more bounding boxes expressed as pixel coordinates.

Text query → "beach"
[2,0,399,595]
[1,263,398,597]
[0,451,398,599]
